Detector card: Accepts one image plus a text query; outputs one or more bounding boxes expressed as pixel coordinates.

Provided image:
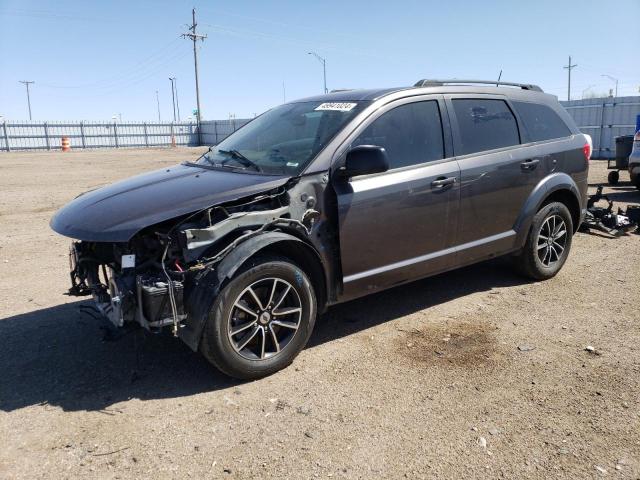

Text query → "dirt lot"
[1,148,638,479]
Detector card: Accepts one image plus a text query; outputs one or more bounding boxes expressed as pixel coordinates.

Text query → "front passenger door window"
[353,101,444,169]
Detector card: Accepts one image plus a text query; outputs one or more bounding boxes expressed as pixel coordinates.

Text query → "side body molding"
[513,172,581,248]
[178,231,323,351]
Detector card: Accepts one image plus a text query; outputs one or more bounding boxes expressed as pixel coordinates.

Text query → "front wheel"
[200,255,317,379]
[512,202,574,280]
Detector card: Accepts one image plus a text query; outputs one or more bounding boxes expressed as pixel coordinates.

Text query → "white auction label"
[121,254,136,269]
[314,102,357,112]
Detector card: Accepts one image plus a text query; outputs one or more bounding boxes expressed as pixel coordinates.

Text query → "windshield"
[194,101,367,175]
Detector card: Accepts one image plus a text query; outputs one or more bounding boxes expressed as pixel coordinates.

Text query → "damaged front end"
[66,183,324,344]
[67,229,188,333]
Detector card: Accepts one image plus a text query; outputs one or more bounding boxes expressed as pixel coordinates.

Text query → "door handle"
[521,159,540,171]
[431,176,456,188]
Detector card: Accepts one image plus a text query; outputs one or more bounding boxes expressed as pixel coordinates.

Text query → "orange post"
[61,137,71,152]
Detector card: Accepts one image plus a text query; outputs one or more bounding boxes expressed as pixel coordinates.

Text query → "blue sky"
[0,0,638,121]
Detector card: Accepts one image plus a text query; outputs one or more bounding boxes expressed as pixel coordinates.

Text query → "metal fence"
[7,97,637,157]
[199,118,251,146]
[0,119,251,151]
[560,96,640,159]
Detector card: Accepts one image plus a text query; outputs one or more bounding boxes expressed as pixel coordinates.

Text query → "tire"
[631,172,640,190]
[512,202,574,280]
[200,255,317,379]
[608,170,619,185]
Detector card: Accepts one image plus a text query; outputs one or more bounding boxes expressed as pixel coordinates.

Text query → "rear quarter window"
[513,101,572,142]
[451,99,520,155]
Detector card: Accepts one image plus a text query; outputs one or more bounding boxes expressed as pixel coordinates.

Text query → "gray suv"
[51,79,591,379]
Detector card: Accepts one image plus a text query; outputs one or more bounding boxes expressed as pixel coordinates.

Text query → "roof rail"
[413,79,543,92]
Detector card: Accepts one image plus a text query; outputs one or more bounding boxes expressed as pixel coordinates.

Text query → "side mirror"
[340,145,389,178]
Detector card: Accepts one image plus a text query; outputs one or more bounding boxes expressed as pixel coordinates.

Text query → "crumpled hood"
[50,163,289,242]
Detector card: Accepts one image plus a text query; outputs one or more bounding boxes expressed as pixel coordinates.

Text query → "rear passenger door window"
[353,101,444,169]
[451,99,520,155]
[512,101,572,142]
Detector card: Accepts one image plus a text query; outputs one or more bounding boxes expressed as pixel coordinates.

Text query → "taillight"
[583,142,591,162]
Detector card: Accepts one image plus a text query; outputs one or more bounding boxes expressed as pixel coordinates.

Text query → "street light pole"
[601,74,618,97]
[155,90,161,122]
[581,84,596,99]
[19,80,35,120]
[308,52,327,94]
[169,77,177,122]
[174,77,181,121]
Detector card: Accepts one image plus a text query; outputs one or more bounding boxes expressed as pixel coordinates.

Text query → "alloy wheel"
[536,214,567,267]
[227,277,302,360]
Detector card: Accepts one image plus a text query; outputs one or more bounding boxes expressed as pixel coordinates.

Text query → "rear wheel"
[512,202,573,280]
[608,170,619,185]
[200,255,317,379]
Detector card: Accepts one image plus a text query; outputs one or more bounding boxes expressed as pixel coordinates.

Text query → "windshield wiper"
[217,149,262,172]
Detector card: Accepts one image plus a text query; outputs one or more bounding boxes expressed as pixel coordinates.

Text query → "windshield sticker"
[286,162,299,167]
[315,102,357,112]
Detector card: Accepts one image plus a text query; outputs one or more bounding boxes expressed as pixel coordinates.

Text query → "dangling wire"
[160,241,180,336]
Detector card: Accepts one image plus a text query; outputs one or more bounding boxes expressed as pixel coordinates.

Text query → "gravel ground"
[0,148,638,479]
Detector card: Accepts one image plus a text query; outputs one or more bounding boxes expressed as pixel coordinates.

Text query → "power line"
[182,8,207,139]
[38,37,184,90]
[19,81,35,120]
[563,55,578,101]
[42,47,192,99]
[0,8,119,23]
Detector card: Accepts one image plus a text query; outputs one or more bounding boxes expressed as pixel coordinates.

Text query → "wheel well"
[239,240,328,312]
[541,189,581,231]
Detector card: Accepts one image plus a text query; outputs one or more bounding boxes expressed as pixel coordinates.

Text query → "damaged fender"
[179,231,323,351]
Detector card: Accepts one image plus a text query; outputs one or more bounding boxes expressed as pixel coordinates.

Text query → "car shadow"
[0,259,530,413]
[309,259,531,347]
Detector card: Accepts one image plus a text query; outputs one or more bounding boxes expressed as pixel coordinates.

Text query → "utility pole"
[169,77,177,122]
[182,8,206,141]
[19,80,35,120]
[155,90,161,122]
[308,52,327,94]
[563,56,577,101]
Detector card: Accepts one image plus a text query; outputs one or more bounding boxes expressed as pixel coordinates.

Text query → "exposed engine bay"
[67,180,325,343]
